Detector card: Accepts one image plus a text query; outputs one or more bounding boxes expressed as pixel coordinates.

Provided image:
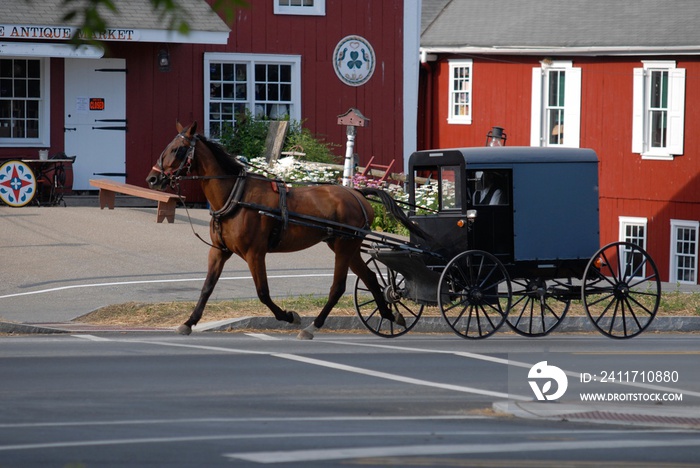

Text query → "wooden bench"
[89,179,182,223]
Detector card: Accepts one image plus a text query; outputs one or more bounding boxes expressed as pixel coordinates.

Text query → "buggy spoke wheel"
[508,277,571,337]
[582,241,660,339]
[353,256,423,338]
[438,250,511,339]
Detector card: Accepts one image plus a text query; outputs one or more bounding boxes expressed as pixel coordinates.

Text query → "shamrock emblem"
[347,50,363,70]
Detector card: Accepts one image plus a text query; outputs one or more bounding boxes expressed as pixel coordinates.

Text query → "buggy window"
[440,166,461,210]
[411,165,463,213]
[469,170,510,206]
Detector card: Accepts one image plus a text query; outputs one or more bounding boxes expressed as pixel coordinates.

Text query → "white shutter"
[563,67,581,148]
[631,68,644,154]
[530,68,543,146]
[667,68,686,156]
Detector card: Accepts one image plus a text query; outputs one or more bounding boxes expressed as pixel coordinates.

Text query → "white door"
[64,58,126,191]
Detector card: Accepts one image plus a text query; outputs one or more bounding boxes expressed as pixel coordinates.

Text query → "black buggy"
[353,146,661,339]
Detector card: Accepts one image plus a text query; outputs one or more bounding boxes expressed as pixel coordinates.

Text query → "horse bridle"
[152,132,198,188]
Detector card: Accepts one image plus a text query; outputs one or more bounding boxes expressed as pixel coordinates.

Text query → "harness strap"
[267,181,290,250]
[208,173,248,254]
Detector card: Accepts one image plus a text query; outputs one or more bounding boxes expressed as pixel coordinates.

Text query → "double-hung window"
[619,216,648,279]
[670,220,699,284]
[447,59,472,125]
[530,60,581,148]
[0,58,49,146]
[204,53,301,139]
[274,0,325,16]
[632,61,686,160]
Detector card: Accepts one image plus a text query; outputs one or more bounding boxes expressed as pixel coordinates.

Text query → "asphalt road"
[1,332,699,467]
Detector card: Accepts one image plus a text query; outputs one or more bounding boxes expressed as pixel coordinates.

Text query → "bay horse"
[147,122,426,339]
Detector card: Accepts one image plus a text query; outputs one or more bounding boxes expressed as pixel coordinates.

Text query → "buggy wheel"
[353,256,424,338]
[438,250,511,339]
[582,241,661,339]
[508,277,571,337]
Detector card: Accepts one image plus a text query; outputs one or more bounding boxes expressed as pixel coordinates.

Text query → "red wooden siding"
[420,55,700,282]
[1,1,407,204]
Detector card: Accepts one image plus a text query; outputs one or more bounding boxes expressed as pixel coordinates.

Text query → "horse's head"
[147,121,198,190]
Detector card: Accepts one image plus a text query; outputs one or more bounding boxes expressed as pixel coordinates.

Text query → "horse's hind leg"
[178,247,232,335]
[297,240,355,340]
[349,251,406,327]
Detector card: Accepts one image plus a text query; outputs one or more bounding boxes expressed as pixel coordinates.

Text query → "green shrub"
[285,121,341,164]
[218,111,269,159]
[217,110,340,164]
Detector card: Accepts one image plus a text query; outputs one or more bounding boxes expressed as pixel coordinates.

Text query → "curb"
[194,315,700,334]
[493,400,700,430]
[4,315,699,335]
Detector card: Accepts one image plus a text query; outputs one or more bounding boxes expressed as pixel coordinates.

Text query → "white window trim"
[447,59,472,125]
[203,52,302,138]
[274,0,325,16]
[670,219,699,284]
[632,60,685,160]
[0,57,50,148]
[619,216,648,278]
[530,60,581,148]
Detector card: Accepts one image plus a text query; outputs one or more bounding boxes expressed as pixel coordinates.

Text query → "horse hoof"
[297,329,314,340]
[393,312,407,328]
[288,311,301,325]
[177,324,192,335]
[296,324,318,340]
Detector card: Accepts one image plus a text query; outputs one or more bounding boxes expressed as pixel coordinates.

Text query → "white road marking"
[72,334,111,342]
[0,273,343,299]
[0,415,487,429]
[273,352,529,400]
[224,437,700,464]
[328,340,700,398]
[118,338,531,400]
[245,333,279,340]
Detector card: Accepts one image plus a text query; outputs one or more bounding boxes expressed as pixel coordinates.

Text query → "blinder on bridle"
[152,132,198,188]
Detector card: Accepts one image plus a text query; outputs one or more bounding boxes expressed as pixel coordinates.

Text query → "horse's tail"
[357,187,432,241]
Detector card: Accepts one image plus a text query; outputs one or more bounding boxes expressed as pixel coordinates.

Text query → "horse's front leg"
[178,247,232,335]
[248,252,301,326]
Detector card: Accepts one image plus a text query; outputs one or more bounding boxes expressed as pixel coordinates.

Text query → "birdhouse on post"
[337,108,369,187]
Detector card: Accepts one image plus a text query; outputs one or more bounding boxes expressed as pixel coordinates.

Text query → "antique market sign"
[0,24,138,41]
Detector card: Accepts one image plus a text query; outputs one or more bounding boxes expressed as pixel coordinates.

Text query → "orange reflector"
[457,219,465,228]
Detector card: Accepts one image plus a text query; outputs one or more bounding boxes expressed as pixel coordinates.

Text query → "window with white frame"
[0,58,49,146]
[670,219,699,284]
[204,53,301,139]
[448,59,472,124]
[632,61,686,160]
[274,0,325,16]
[619,216,648,278]
[530,61,581,148]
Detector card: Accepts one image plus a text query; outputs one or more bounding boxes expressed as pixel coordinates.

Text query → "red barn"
[0,0,421,198]
[419,0,700,284]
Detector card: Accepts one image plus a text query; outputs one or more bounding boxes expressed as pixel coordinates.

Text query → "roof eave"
[420,45,700,57]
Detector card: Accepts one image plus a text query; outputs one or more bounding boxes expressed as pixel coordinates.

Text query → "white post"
[342,125,356,187]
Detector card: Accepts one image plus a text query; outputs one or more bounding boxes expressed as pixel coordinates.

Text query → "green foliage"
[218,111,269,159]
[218,110,340,164]
[285,121,341,164]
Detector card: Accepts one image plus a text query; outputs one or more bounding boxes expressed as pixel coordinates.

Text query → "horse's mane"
[197,134,246,174]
